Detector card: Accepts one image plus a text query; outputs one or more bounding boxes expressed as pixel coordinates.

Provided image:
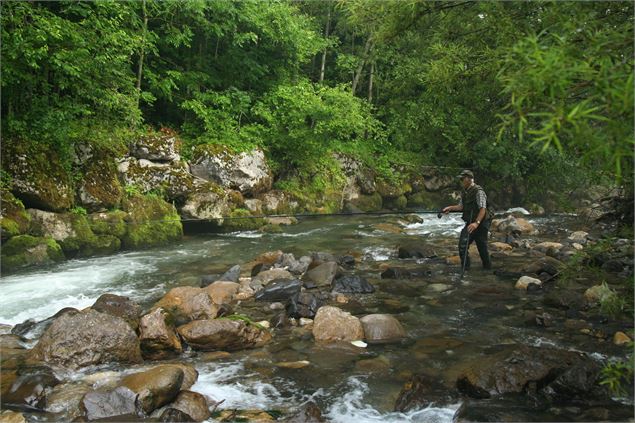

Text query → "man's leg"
[458,226,471,269]
[473,224,492,269]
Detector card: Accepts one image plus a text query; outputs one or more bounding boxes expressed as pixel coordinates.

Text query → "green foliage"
[601,342,634,397]
[70,206,87,216]
[223,313,266,330]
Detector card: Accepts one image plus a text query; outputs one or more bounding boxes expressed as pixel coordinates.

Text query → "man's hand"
[442,206,451,214]
[467,222,479,233]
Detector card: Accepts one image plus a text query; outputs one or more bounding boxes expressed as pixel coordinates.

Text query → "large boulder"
[203,281,240,305]
[120,365,184,414]
[88,210,128,239]
[312,306,364,342]
[29,309,142,370]
[117,157,194,202]
[1,235,64,273]
[152,286,219,326]
[92,294,141,332]
[189,145,272,195]
[180,182,232,221]
[177,319,272,351]
[359,314,406,344]
[73,144,123,211]
[492,215,536,235]
[258,190,292,214]
[139,308,183,360]
[131,134,181,162]
[2,140,74,211]
[120,193,183,249]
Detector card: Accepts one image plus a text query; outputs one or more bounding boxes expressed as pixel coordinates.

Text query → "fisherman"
[442,169,492,270]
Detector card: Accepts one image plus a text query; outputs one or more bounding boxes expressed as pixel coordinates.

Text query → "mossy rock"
[406,191,448,210]
[222,208,266,232]
[2,139,74,211]
[77,151,123,211]
[350,193,383,212]
[89,210,127,238]
[0,189,31,241]
[376,179,411,199]
[1,235,64,273]
[384,195,408,210]
[260,224,282,234]
[121,193,183,249]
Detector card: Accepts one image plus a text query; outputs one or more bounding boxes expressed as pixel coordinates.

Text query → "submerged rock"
[332,275,375,293]
[359,314,406,344]
[394,373,456,412]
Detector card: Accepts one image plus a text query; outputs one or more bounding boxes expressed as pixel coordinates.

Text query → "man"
[442,169,492,270]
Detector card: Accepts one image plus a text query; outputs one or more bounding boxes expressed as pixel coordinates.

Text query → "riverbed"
[0,213,631,422]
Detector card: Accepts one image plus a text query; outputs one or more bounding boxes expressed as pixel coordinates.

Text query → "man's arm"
[442,204,463,213]
[467,207,487,233]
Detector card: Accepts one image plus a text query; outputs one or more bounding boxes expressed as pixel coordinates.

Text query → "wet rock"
[373,223,402,234]
[533,242,563,253]
[515,276,542,290]
[332,275,375,293]
[397,244,437,259]
[168,390,211,422]
[152,286,219,326]
[177,319,272,351]
[380,267,413,279]
[286,292,324,319]
[1,365,60,410]
[535,312,554,327]
[338,255,356,269]
[218,264,241,282]
[613,331,632,345]
[45,382,91,419]
[275,253,311,275]
[426,283,451,293]
[455,345,587,399]
[81,386,139,420]
[601,259,624,273]
[138,308,182,360]
[92,294,141,332]
[568,231,589,244]
[161,363,198,391]
[394,373,456,412]
[284,401,325,423]
[312,306,364,342]
[120,365,184,414]
[584,284,613,303]
[360,314,406,344]
[0,334,26,350]
[453,397,562,422]
[304,262,338,287]
[310,252,337,266]
[522,256,564,276]
[254,279,302,302]
[0,411,27,423]
[159,407,195,422]
[29,309,142,370]
[540,360,605,402]
[251,268,294,291]
[203,281,240,305]
[543,289,586,311]
[490,242,512,252]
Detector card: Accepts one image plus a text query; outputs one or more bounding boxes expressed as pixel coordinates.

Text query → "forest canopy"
[2,0,633,204]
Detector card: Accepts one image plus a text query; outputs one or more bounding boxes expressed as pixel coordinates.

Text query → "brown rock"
[29,309,142,370]
[177,319,272,351]
[139,308,183,360]
[91,294,141,331]
[359,314,406,343]
[204,281,240,305]
[312,306,364,342]
[152,286,219,326]
[120,365,184,413]
[170,390,211,422]
[613,331,632,346]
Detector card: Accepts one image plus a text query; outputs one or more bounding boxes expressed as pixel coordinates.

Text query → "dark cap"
[457,169,474,179]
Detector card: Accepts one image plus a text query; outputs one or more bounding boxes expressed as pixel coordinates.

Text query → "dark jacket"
[461,184,490,223]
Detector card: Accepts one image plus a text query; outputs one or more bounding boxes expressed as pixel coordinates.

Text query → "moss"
[260,224,282,233]
[0,188,31,240]
[350,193,383,212]
[406,191,448,210]
[79,154,123,210]
[1,235,64,273]
[89,210,127,238]
[222,208,266,232]
[121,193,183,249]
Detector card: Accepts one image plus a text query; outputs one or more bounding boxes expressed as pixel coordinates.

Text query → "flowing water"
[0,213,624,422]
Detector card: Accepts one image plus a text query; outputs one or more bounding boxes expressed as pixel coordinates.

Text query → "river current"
[0,213,618,422]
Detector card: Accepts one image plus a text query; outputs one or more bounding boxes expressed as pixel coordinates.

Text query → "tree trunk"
[352,37,373,95]
[319,4,331,83]
[367,61,374,103]
[135,0,148,111]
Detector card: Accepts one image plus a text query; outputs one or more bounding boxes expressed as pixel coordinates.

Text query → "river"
[0,213,628,422]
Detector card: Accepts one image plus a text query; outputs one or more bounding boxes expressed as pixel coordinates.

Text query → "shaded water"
[0,213,624,421]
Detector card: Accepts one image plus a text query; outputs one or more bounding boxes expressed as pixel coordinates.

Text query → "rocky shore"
[1,211,632,422]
